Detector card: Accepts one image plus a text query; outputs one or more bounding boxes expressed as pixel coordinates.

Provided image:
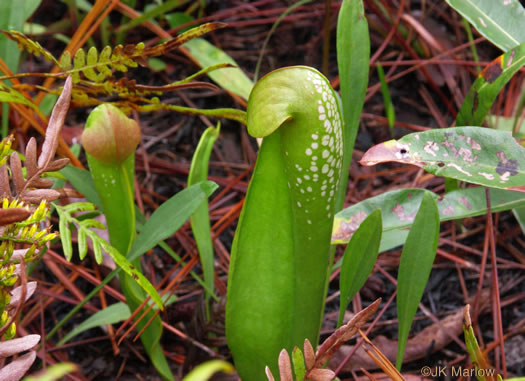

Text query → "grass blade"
[336,0,370,211]
[338,209,382,327]
[57,302,130,346]
[457,43,525,127]
[188,123,220,319]
[396,192,439,369]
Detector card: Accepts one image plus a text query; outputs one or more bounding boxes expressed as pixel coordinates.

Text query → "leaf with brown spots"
[456,43,525,127]
[332,187,525,245]
[360,127,525,191]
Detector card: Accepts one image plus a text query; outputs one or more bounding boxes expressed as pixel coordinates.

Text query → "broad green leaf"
[456,43,525,127]
[396,192,439,369]
[188,123,219,318]
[336,0,370,212]
[445,0,525,51]
[184,38,253,101]
[57,302,130,345]
[360,126,525,191]
[332,186,525,244]
[338,209,382,327]
[181,360,234,381]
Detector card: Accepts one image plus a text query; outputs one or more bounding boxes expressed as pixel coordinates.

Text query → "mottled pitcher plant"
[226,66,344,380]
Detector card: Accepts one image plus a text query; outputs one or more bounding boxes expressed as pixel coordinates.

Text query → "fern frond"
[1,30,59,65]
[54,203,164,308]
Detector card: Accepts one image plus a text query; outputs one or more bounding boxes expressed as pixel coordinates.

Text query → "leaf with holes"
[360,127,525,192]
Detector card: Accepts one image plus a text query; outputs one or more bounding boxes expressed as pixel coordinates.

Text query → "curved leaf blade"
[396,192,439,369]
[332,186,525,244]
[338,209,382,327]
[184,38,253,101]
[188,123,220,317]
[57,302,130,345]
[360,126,525,190]
[336,0,370,211]
[445,0,525,51]
[128,181,218,262]
[457,43,525,127]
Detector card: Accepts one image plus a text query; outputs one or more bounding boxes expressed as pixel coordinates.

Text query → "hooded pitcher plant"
[82,104,174,380]
[226,66,344,380]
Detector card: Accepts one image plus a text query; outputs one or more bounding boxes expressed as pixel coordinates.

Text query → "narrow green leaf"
[184,38,253,101]
[338,209,382,327]
[118,0,188,34]
[360,126,525,191]
[457,43,525,127]
[396,193,439,369]
[332,186,525,245]
[512,206,525,236]
[336,0,370,212]
[0,0,26,137]
[57,302,130,345]
[103,243,164,309]
[188,123,220,318]
[291,347,306,381]
[78,228,87,260]
[128,181,218,262]
[59,218,72,261]
[376,63,395,132]
[60,166,102,208]
[445,0,525,51]
[23,362,77,381]
[253,0,313,82]
[0,84,39,111]
[181,360,234,381]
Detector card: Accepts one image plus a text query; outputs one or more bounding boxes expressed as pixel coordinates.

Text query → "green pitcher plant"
[226,66,345,380]
[82,104,174,380]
